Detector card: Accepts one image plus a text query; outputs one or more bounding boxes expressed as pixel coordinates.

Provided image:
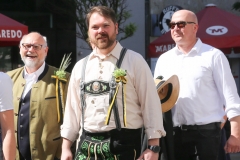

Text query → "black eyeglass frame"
[21,43,46,51]
[168,21,196,29]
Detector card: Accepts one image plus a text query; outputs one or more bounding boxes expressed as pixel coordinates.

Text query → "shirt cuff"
[145,128,166,139]
[226,107,240,120]
[60,125,79,142]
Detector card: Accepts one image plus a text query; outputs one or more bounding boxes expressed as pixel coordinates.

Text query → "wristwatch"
[148,145,160,153]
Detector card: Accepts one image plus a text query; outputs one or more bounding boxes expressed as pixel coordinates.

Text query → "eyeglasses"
[168,21,196,29]
[22,43,45,51]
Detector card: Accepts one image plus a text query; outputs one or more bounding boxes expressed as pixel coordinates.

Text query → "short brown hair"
[86,6,117,28]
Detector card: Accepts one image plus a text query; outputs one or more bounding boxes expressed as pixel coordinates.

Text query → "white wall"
[119,0,145,57]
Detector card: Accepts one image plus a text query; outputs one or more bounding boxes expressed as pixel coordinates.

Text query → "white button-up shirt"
[22,62,45,98]
[154,39,240,127]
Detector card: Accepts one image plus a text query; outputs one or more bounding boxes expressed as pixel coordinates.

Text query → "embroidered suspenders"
[80,48,127,131]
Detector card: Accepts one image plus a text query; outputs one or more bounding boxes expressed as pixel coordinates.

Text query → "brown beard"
[91,32,116,49]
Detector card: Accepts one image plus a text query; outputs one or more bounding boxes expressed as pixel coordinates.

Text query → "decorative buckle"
[80,81,84,90]
[109,80,116,89]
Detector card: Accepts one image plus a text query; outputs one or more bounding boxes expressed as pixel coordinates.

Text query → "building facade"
[0,0,76,72]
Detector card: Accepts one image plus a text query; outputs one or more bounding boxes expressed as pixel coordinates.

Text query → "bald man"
[7,32,70,160]
[154,10,240,160]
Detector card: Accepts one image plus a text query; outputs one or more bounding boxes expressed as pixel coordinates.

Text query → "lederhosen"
[75,48,142,160]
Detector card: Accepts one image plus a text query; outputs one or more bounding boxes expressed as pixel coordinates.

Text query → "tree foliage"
[45,0,137,48]
[232,2,240,11]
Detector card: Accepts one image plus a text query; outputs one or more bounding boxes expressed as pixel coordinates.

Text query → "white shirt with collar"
[61,42,166,142]
[22,62,45,98]
[154,38,240,127]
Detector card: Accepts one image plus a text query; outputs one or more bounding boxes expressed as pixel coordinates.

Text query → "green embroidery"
[81,141,89,156]
[101,83,107,90]
[96,144,101,154]
[90,143,94,153]
[102,142,110,153]
[75,137,118,160]
[74,151,87,160]
[86,84,91,91]
[91,136,104,141]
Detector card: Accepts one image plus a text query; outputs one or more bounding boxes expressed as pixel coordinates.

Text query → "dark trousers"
[75,128,142,160]
[173,123,221,160]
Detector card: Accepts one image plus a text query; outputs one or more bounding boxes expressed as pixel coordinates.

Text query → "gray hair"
[19,32,48,47]
[43,36,48,46]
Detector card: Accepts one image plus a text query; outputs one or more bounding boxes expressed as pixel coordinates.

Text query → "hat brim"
[154,75,180,112]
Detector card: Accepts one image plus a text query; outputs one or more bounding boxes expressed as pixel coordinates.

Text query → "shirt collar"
[89,41,123,60]
[174,38,203,56]
[24,61,45,80]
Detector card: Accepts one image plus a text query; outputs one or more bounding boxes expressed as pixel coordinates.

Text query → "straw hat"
[154,75,180,112]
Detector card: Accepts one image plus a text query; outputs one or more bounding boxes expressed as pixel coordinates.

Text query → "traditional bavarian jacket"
[7,64,70,160]
[61,42,166,142]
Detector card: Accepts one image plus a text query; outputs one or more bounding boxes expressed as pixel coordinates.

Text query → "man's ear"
[194,24,199,33]
[45,47,49,55]
[115,23,118,34]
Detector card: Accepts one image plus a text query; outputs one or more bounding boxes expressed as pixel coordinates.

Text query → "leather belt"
[174,122,221,131]
[84,128,142,137]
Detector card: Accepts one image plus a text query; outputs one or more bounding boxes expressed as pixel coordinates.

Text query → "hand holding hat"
[154,75,180,112]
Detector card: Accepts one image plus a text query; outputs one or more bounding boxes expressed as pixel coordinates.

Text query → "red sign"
[0,13,28,46]
[148,31,175,57]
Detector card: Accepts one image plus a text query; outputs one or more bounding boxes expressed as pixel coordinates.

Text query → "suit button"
[21,83,25,87]
[20,137,23,140]
[20,125,23,128]
[21,114,23,116]
[22,103,25,105]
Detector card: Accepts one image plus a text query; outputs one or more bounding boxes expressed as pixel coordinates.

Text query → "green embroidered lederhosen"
[75,128,142,160]
[75,48,142,160]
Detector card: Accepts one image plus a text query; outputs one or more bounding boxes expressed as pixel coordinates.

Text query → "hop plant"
[55,53,72,79]
[55,70,67,79]
[113,67,127,78]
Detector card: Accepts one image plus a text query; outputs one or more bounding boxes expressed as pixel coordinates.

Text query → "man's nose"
[98,27,104,33]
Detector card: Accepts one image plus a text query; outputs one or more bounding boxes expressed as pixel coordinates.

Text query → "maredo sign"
[0,29,23,40]
[0,13,28,46]
[155,44,175,53]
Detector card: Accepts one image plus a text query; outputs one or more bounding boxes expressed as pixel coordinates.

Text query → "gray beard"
[21,57,44,69]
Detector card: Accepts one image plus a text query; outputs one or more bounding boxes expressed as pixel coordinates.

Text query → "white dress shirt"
[22,62,45,98]
[154,39,240,127]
